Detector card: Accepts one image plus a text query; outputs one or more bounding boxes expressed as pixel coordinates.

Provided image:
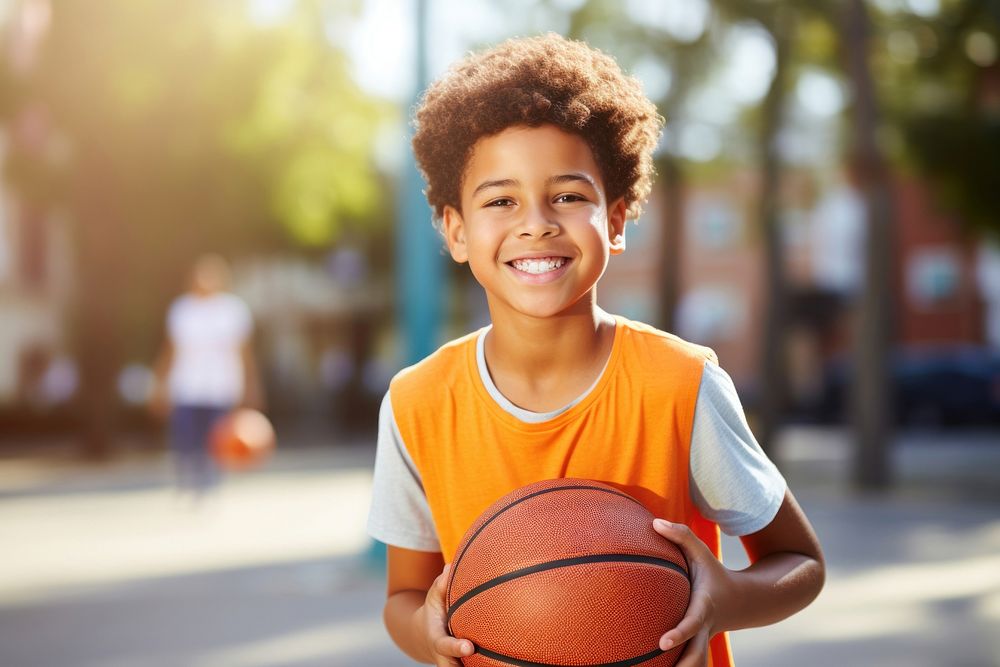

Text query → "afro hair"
[411,32,663,223]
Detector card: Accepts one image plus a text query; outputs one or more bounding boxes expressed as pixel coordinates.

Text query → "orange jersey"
[390,316,734,667]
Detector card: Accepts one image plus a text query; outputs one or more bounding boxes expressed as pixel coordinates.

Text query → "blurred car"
[803,345,1000,428]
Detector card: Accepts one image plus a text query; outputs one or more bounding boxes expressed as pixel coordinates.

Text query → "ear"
[607,197,627,255]
[442,205,469,263]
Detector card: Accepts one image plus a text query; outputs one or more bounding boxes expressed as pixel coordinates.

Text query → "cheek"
[583,211,611,243]
[463,227,502,263]
[466,259,496,289]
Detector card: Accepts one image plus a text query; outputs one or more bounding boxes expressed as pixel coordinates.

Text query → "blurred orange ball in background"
[209,408,276,470]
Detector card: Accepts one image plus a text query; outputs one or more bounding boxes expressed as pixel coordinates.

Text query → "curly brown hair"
[412,33,663,223]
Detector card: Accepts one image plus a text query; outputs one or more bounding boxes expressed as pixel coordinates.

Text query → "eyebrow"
[470,172,597,198]
[471,178,517,198]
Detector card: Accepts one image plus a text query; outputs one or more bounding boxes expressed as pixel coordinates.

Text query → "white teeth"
[511,257,566,274]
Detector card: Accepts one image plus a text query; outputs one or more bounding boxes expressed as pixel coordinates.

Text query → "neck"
[484,302,615,378]
[482,301,617,412]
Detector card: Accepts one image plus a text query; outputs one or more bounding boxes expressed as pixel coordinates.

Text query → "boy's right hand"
[421,563,475,666]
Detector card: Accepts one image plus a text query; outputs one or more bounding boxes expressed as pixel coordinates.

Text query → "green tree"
[2,0,391,457]
[888,0,1000,238]
[843,0,1000,488]
[840,0,896,490]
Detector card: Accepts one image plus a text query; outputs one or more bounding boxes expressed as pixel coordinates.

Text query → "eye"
[485,197,515,208]
[554,193,586,204]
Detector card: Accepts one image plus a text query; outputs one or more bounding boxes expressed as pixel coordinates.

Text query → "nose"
[516,204,560,239]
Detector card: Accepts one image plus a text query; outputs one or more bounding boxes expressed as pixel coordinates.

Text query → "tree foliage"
[5,0,390,249]
[2,0,392,351]
[879,0,1000,237]
[0,0,392,454]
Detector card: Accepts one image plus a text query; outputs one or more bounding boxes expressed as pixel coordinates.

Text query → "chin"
[514,299,591,320]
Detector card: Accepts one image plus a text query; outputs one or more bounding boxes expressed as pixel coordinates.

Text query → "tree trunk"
[72,143,123,460]
[656,157,683,334]
[755,24,791,459]
[843,0,894,490]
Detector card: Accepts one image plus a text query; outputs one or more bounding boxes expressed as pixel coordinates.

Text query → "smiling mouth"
[508,257,568,275]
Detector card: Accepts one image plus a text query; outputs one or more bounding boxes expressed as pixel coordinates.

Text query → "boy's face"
[442,124,626,322]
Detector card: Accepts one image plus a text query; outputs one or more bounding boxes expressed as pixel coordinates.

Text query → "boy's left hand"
[652,518,734,667]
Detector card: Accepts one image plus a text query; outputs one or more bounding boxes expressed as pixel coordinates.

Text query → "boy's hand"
[421,563,475,667]
[653,519,733,667]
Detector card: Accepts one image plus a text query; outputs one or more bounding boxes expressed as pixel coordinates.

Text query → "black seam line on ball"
[445,553,689,624]
[446,484,641,609]
[474,644,666,667]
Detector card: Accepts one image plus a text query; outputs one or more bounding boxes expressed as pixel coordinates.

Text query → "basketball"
[209,408,276,470]
[446,478,690,667]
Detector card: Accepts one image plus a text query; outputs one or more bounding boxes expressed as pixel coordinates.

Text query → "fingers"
[653,519,716,580]
[659,590,711,651]
[672,628,710,667]
[653,519,702,553]
[434,635,475,662]
[426,563,475,665]
[426,564,451,611]
[437,562,452,588]
[652,519,722,667]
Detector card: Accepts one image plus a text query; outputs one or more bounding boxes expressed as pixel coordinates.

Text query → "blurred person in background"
[149,254,264,498]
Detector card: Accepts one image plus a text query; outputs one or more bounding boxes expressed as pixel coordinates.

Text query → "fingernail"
[654,519,672,529]
[660,638,674,650]
[462,641,473,655]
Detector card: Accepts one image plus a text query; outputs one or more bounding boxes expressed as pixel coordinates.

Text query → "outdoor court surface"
[1,429,998,667]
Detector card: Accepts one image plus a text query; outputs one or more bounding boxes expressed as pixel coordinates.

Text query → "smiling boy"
[367,34,825,667]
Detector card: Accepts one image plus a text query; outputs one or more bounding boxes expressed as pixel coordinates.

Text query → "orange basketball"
[446,478,690,667]
[209,408,276,470]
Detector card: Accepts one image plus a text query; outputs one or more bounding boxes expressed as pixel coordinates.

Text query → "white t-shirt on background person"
[166,293,252,408]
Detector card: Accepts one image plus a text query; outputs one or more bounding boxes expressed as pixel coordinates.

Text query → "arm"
[371,393,471,664]
[240,338,266,411]
[654,489,825,666]
[384,545,474,666]
[149,339,174,420]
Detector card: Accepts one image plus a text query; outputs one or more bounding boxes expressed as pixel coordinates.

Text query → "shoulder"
[389,329,483,405]
[615,316,718,368]
[215,293,252,329]
[218,292,250,314]
[169,294,193,313]
[167,295,194,325]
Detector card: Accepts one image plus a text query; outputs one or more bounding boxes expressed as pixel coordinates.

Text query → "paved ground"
[0,427,998,667]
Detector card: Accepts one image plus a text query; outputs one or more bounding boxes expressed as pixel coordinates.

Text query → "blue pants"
[169,404,230,493]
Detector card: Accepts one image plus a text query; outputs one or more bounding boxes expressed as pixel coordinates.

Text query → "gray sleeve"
[689,361,787,537]
[366,391,441,552]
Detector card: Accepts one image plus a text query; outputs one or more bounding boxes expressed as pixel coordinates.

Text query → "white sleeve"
[232,296,253,341]
[366,391,441,551]
[166,298,182,340]
[689,361,787,537]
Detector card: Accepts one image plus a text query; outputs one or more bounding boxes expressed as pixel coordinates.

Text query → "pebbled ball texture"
[447,478,690,667]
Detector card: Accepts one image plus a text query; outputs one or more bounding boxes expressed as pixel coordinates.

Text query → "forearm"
[384,590,434,663]
[153,344,173,386]
[149,343,173,417]
[716,551,825,633]
[240,343,265,409]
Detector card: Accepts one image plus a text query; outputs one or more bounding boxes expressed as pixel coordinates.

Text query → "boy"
[367,33,824,667]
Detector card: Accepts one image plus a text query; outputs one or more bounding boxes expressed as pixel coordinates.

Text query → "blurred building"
[0,0,395,436]
[895,180,987,345]
[231,252,392,431]
[601,166,998,420]
[0,0,77,420]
